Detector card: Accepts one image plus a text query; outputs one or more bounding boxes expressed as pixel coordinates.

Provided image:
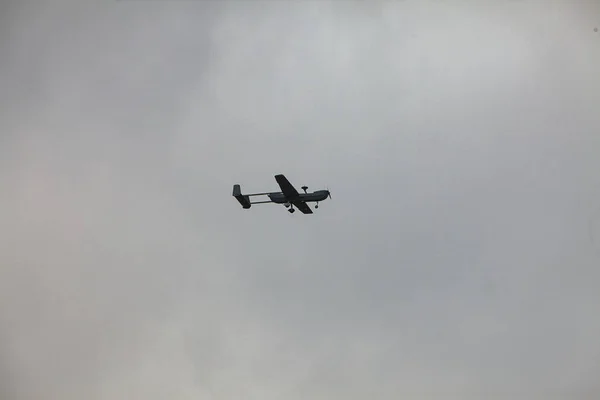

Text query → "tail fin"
[232,184,251,209]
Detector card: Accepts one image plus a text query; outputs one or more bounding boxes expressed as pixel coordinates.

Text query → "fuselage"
[268,190,329,204]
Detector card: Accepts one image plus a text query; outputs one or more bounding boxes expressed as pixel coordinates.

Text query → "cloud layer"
[2,1,600,399]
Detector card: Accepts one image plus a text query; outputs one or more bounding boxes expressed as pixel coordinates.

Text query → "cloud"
[1,1,600,399]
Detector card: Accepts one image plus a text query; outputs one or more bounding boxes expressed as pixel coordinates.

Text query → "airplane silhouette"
[233,174,331,214]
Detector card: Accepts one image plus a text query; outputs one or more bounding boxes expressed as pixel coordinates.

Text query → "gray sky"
[1,1,600,399]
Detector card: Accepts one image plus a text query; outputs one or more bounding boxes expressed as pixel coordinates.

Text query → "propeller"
[327,186,332,199]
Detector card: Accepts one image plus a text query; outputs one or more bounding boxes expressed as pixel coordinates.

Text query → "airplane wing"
[274,174,300,198]
[293,200,313,214]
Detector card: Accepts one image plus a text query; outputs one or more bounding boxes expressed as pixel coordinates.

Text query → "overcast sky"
[1,1,600,399]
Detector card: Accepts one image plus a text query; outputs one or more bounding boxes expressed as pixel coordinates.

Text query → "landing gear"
[288,207,295,213]
[315,202,319,209]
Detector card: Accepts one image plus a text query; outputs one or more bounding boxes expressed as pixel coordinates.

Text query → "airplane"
[233,174,331,214]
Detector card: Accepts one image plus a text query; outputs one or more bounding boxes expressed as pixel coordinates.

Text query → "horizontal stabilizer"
[233,184,251,209]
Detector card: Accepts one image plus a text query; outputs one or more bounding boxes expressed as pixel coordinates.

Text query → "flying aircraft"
[233,174,331,214]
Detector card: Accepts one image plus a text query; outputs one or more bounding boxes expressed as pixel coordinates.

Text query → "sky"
[1,0,600,399]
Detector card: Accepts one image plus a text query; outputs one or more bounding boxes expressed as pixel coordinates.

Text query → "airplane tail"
[233,184,251,209]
